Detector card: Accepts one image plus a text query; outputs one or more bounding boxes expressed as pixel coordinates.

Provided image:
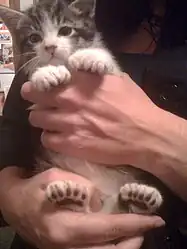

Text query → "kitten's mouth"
[48,56,61,66]
[49,55,55,60]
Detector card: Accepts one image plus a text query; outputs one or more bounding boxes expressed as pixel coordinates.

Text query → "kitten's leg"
[30,65,71,91]
[46,180,90,212]
[68,48,122,76]
[119,183,163,214]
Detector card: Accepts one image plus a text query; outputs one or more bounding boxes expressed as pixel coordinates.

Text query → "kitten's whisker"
[16,56,40,75]
[29,59,40,72]
[14,52,37,58]
[25,57,40,74]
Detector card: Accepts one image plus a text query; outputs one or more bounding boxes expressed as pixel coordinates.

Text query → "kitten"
[0,0,163,215]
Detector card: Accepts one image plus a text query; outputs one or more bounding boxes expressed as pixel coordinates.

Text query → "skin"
[0,167,164,249]
[1,73,186,248]
[1,72,187,249]
[22,72,187,201]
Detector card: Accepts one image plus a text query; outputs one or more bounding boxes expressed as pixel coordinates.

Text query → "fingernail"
[21,82,31,99]
[153,217,165,227]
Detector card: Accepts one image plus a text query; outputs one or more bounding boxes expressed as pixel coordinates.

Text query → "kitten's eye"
[29,33,42,44]
[58,26,74,36]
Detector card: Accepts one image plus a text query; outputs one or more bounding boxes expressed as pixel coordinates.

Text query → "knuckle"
[69,134,84,148]
[54,92,65,106]
[28,111,35,125]
[29,110,42,127]
[44,168,63,180]
[41,132,53,148]
[41,132,64,153]
[103,227,123,241]
[41,131,48,145]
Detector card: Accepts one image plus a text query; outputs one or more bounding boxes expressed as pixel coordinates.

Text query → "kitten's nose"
[45,45,57,55]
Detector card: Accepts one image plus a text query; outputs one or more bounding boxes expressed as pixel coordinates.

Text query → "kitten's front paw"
[119,183,163,214]
[68,49,121,76]
[31,65,71,91]
[46,180,90,212]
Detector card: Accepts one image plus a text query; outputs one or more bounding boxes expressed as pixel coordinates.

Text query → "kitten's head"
[0,0,96,70]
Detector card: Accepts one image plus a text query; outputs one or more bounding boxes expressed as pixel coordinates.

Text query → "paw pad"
[68,49,121,76]
[46,180,89,206]
[120,183,163,214]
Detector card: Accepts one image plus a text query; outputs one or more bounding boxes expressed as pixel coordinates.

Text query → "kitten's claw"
[68,48,121,76]
[31,65,71,91]
[120,183,163,214]
[46,180,90,212]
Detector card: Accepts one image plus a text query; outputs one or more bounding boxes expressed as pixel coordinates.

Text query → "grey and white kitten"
[0,0,163,215]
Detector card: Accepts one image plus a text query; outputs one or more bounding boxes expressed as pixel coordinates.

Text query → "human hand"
[21,71,162,167]
[0,167,164,249]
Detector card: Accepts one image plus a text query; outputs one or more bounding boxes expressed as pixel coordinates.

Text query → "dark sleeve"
[95,0,148,49]
[0,70,35,170]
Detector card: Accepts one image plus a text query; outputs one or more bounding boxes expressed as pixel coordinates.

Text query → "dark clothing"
[0,71,33,169]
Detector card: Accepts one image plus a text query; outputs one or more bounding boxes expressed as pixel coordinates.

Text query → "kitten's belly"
[46,152,138,196]
[40,151,164,215]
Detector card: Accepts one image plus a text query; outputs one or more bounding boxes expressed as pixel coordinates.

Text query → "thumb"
[68,213,165,245]
[115,214,165,235]
[116,236,144,249]
[32,168,94,188]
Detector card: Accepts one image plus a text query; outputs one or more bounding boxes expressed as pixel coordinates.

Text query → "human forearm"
[135,107,187,202]
[21,73,187,202]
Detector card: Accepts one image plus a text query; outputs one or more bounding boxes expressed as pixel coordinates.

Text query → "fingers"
[41,131,129,165]
[30,168,95,189]
[21,72,101,106]
[67,213,165,245]
[78,237,144,249]
[29,109,86,132]
[21,81,82,108]
[116,237,144,249]
[40,131,96,156]
[21,81,59,107]
[87,245,116,249]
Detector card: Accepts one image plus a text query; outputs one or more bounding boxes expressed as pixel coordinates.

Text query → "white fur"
[68,48,121,75]
[32,47,121,90]
[31,65,71,91]
[34,15,74,66]
[120,183,163,214]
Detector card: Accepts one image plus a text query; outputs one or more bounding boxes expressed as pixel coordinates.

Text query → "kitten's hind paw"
[68,48,121,76]
[46,180,90,212]
[31,65,71,91]
[119,183,163,214]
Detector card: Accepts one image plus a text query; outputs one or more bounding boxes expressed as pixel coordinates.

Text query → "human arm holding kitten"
[1,71,186,249]
[22,72,187,202]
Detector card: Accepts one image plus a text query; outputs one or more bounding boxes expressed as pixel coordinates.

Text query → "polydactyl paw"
[31,65,71,91]
[68,48,121,76]
[120,183,163,214]
[46,180,90,212]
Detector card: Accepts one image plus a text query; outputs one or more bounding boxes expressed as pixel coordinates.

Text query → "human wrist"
[132,107,187,200]
[145,108,187,170]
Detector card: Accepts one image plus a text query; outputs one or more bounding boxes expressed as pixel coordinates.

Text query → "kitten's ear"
[0,5,24,36]
[69,0,96,18]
